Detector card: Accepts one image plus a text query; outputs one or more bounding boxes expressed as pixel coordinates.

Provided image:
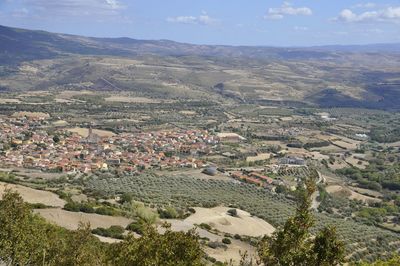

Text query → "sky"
[1,0,400,46]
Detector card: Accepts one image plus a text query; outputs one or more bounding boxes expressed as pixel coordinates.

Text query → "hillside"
[0,24,400,109]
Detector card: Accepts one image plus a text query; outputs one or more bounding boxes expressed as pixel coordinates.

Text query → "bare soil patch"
[246,153,271,162]
[34,208,132,230]
[185,207,275,237]
[67,127,115,137]
[0,98,21,104]
[0,182,65,207]
[12,111,50,119]
[105,96,161,104]
[326,185,381,203]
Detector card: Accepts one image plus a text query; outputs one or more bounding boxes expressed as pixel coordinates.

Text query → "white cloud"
[265,2,312,20]
[105,0,121,10]
[22,0,124,16]
[167,13,217,25]
[336,6,400,23]
[353,2,376,9]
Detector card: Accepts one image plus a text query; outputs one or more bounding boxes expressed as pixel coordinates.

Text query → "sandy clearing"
[246,153,271,162]
[348,186,383,198]
[179,110,197,115]
[386,141,400,148]
[327,159,348,170]
[163,220,219,241]
[55,98,74,103]
[4,167,65,180]
[52,120,69,126]
[308,151,329,160]
[345,155,369,169]
[34,208,133,230]
[12,111,50,119]
[331,140,358,150]
[67,127,115,137]
[185,207,275,237]
[280,116,293,121]
[165,219,258,265]
[0,98,21,104]
[217,133,246,140]
[94,235,123,243]
[204,239,257,265]
[105,96,161,104]
[0,182,65,207]
[325,185,381,203]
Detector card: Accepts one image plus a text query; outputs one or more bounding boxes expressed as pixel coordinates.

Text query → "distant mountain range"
[1,24,400,110]
[1,24,400,64]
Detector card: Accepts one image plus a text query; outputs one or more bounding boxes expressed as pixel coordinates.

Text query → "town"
[0,114,219,174]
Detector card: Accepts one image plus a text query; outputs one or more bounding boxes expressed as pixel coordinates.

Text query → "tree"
[257,174,345,266]
[0,190,47,265]
[58,222,107,266]
[119,192,134,204]
[109,224,204,266]
[313,226,345,266]
[124,201,159,224]
[158,206,179,219]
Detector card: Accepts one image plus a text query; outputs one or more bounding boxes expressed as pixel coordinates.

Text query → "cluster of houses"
[0,116,220,174]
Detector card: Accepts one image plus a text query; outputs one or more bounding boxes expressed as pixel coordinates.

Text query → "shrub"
[126,220,146,235]
[158,206,179,219]
[222,238,231,244]
[94,206,117,216]
[227,208,238,217]
[92,225,125,239]
[119,193,133,204]
[63,201,95,213]
[199,223,211,230]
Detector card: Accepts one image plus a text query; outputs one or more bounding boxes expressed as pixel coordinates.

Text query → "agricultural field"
[0,181,66,207]
[34,208,132,230]
[325,185,381,204]
[84,172,400,262]
[67,127,115,137]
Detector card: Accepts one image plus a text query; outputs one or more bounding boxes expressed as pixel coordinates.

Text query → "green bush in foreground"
[0,189,203,266]
[92,225,125,239]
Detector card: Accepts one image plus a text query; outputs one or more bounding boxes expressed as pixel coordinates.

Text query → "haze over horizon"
[1,0,400,47]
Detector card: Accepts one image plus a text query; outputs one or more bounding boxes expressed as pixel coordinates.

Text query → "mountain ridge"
[1,24,400,65]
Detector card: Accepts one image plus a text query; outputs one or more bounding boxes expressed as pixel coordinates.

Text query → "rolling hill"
[1,24,400,109]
